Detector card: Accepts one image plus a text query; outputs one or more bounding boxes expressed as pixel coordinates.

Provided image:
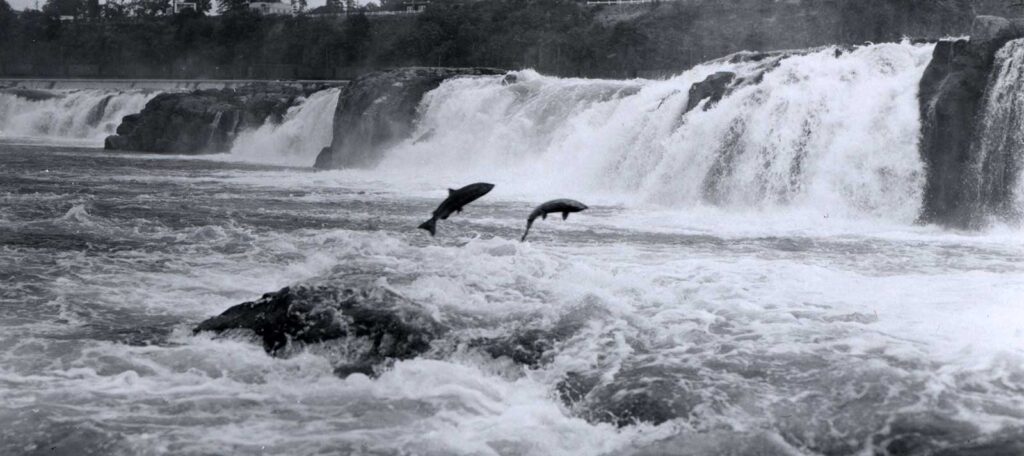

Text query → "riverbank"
[3,0,1019,80]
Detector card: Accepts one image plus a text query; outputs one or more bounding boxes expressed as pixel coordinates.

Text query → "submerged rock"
[194,277,594,377]
[313,67,506,169]
[471,312,589,367]
[558,363,700,428]
[105,83,333,154]
[194,281,446,361]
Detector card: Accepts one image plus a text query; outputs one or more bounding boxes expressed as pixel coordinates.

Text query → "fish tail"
[418,218,437,236]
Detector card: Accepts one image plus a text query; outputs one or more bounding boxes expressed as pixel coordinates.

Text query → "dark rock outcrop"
[194,277,590,377]
[918,16,1024,228]
[684,71,736,114]
[313,67,505,169]
[194,282,445,360]
[105,83,333,154]
[0,88,64,101]
[470,310,591,367]
[558,364,700,428]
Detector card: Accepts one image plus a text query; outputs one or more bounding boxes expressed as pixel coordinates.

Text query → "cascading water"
[0,89,157,146]
[229,88,341,167]
[376,42,934,224]
[970,38,1024,223]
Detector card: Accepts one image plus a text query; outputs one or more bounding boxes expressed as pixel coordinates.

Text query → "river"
[2,42,1024,455]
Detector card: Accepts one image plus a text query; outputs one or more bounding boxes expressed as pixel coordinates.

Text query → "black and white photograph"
[1,0,1023,454]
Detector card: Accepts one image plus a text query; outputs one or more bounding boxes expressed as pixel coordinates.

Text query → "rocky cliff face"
[918,16,1024,228]
[104,84,333,154]
[313,67,505,169]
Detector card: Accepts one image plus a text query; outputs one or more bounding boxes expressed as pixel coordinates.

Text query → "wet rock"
[194,281,446,360]
[196,279,608,379]
[933,427,1024,456]
[556,371,602,406]
[313,67,506,169]
[918,16,1024,228]
[882,412,981,455]
[333,362,378,378]
[473,324,580,367]
[684,71,736,114]
[0,88,64,101]
[561,363,701,427]
[469,304,597,368]
[105,83,334,154]
[628,431,803,456]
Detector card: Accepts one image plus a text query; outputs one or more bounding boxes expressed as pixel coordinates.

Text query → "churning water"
[2,42,1024,455]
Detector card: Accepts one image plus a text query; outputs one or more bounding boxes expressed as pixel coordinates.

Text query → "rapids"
[2,143,1024,454]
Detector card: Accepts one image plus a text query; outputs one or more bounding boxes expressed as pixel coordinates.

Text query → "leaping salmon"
[521,199,588,241]
[418,182,495,236]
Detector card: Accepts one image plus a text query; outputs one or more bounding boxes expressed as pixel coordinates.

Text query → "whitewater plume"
[0,89,157,145]
[229,88,341,166]
[970,38,1024,223]
[375,43,933,223]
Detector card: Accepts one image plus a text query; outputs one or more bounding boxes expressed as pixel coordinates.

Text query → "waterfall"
[970,38,1024,223]
[0,89,158,146]
[372,43,934,223]
[229,88,341,167]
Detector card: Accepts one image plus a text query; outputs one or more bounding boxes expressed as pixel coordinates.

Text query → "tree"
[44,0,83,16]
[129,0,171,17]
[217,0,248,14]
[0,0,14,30]
[190,0,212,14]
[0,0,14,47]
[341,12,371,64]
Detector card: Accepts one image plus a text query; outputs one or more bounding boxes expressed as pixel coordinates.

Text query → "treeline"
[0,0,1003,80]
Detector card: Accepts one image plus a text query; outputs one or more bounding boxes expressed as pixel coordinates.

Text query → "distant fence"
[309,9,422,18]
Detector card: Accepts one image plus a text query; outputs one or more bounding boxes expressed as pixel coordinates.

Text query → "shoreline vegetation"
[0,0,1018,80]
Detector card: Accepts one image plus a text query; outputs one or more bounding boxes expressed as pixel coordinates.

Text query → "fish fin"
[448,188,455,195]
[562,212,569,220]
[542,213,547,220]
[418,218,437,236]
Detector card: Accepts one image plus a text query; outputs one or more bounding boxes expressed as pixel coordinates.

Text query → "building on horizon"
[249,0,293,15]
[172,0,196,13]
